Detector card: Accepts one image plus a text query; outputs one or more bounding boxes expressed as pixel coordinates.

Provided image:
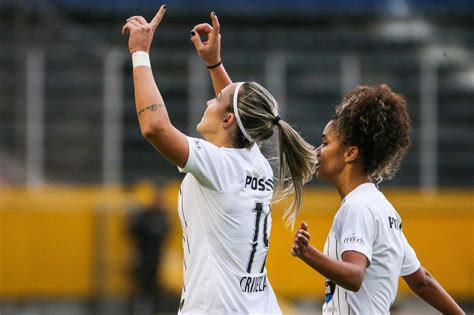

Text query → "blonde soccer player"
[122,6,315,314]
[291,85,465,314]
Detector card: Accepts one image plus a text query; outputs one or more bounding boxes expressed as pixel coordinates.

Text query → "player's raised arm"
[122,5,189,168]
[190,12,232,96]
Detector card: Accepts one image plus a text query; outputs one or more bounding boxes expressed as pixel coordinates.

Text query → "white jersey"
[177,136,281,315]
[322,183,420,315]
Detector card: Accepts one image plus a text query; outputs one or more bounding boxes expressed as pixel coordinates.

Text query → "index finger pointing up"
[150,4,167,30]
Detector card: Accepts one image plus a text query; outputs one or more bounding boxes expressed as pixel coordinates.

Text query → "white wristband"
[132,51,151,68]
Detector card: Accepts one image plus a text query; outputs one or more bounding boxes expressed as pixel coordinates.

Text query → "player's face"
[315,120,346,183]
[197,84,234,140]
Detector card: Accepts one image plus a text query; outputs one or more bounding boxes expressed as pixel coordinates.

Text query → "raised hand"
[190,12,221,67]
[122,4,167,54]
[291,221,311,257]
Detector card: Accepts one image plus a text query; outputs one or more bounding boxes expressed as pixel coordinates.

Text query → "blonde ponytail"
[230,82,316,228]
[274,120,316,228]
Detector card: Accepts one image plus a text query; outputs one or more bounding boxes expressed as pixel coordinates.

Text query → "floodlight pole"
[420,57,438,190]
[341,53,361,96]
[102,48,126,185]
[187,54,209,136]
[265,52,287,117]
[25,48,45,187]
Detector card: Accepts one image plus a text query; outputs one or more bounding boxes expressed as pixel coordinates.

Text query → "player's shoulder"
[340,186,378,217]
[345,183,386,205]
[188,136,233,156]
[189,138,273,180]
[340,198,374,219]
[224,144,272,173]
[250,144,273,175]
[342,184,399,222]
[188,137,245,163]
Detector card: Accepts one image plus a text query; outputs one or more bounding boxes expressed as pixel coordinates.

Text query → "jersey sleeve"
[179,136,241,191]
[337,202,376,264]
[400,232,421,276]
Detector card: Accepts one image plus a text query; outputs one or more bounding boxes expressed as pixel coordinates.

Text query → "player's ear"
[222,113,234,126]
[345,146,359,162]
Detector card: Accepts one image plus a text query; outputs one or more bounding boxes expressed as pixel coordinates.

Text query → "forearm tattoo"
[137,103,164,117]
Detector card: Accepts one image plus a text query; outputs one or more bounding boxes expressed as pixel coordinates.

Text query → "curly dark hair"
[333,84,412,181]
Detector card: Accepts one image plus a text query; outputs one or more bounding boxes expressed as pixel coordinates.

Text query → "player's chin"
[196,121,204,135]
[314,166,322,179]
[314,168,329,183]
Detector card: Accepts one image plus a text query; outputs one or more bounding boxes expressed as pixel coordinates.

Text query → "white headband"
[232,82,254,143]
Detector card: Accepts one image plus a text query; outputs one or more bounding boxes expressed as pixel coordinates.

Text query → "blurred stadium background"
[0,0,473,314]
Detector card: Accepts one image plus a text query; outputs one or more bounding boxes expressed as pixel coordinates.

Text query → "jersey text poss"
[245,176,273,191]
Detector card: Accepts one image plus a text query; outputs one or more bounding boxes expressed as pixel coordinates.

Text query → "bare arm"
[403,266,465,314]
[190,12,232,96]
[207,63,232,97]
[292,222,368,292]
[122,5,188,168]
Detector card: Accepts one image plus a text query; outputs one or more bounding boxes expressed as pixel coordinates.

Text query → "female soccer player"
[291,85,465,314]
[122,6,315,314]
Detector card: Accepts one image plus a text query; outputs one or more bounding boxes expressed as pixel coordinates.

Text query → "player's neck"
[207,132,236,148]
[334,168,371,200]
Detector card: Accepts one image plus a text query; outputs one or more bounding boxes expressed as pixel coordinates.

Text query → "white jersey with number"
[322,183,421,315]
[177,136,282,315]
